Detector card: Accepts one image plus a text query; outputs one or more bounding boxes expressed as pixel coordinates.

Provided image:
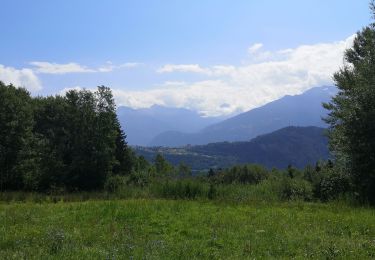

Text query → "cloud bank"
[2,36,354,116]
[0,65,41,92]
[113,35,355,116]
[30,61,141,74]
[157,64,210,74]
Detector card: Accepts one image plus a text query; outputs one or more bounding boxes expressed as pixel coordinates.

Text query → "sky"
[0,0,371,116]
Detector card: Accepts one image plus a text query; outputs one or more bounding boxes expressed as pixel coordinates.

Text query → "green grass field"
[1,199,375,259]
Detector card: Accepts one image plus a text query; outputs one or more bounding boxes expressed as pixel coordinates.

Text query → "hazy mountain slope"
[150,86,336,146]
[117,105,224,145]
[135,126,329,170]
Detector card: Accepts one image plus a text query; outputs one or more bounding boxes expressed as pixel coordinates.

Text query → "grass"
[1,199,375,259]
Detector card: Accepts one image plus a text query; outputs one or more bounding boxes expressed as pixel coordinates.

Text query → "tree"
[113,116,135,175]
[63,86,132,190]
[0,82,35,190]
[324,1,375,203]
[32,96,70,190]
[154,153,173,176]
[0,82,134,191]
[178,162,191,177]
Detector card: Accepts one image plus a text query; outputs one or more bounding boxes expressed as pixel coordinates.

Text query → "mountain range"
[134,126,330,170]
[151,86,336,146]
[118,86,336,147]
[117,105,226,145]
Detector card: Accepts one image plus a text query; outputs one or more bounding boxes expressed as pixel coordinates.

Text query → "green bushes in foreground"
[0,161,355,204]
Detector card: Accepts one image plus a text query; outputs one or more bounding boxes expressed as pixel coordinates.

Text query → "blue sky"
[0,0,371,116]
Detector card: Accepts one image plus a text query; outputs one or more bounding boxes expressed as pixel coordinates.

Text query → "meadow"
[1,198,375,259]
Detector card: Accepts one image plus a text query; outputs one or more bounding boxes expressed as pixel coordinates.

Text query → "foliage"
[156,179,207,199]
[104,175,126,193]
[126,169,153,187]
[279,178,313,201]
[0,82,35,190]
[209,164,269,184]
[319,170,351,202]
[324,3,375,203]
[0,82,134,191]
[154,153,174,176]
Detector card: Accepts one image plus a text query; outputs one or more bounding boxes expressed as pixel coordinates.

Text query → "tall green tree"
[324,2,375,203]
[154,153,173,176]
[0,83,134,191]
[0,82,35,190]
[63,86,130,190]
[33,96,70,190]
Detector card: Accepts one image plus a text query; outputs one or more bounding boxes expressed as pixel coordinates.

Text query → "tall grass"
[1,199,374,258]
[0,177,321,204]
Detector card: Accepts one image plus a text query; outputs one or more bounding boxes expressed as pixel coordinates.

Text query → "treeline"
[207,162,350,202]
[0,82,135,191]
[108,160,350,202]
[1,159,352,204]
[0,78,370,204]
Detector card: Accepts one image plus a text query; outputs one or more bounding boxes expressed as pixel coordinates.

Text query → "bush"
[280,178,313,201]
[126,170,152,187]
[213,164,269,184]
[156,179,207,199]
[104,175,126,192]
[303,162,352,201]
[319,170,351,201]
[208,184,217,200]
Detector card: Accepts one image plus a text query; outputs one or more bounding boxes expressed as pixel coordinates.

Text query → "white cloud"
[113,35,355,116]
[30,62,95,74]
[157,64,210,74]
[121,62,141,68]
[248,43,263,54]
[97,62,141,72]
[0,64,42,92]
[112,80,240,116]
[30,61,141,74]
[161,81,187,87]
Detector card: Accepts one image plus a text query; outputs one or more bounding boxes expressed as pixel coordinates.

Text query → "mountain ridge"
[149,86,337,146]
[135,126,329,170]
[117,105,226,145]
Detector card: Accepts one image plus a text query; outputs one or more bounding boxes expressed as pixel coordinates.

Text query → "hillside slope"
[150,86,336,146]
[117,105,224,145]
[136,126,329,170]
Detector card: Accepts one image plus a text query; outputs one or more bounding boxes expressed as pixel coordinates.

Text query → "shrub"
[126,170,151,187]
[319,170,351,201]
[280,178,313,201]
[214,164,269,184]
[104,175,126,192]
[303,162,352,201]
[157,179,207,199]
[208,184,217,200]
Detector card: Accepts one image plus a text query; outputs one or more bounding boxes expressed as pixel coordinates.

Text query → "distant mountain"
[150,86,337,146]
[135,126,329,170]
[117,105,225,145]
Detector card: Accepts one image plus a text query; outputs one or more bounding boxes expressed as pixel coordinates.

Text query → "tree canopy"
[324,1,375,203]
[0,82,134,191]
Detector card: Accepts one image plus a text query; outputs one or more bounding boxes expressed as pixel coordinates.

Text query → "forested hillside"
[135,126,329,170]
